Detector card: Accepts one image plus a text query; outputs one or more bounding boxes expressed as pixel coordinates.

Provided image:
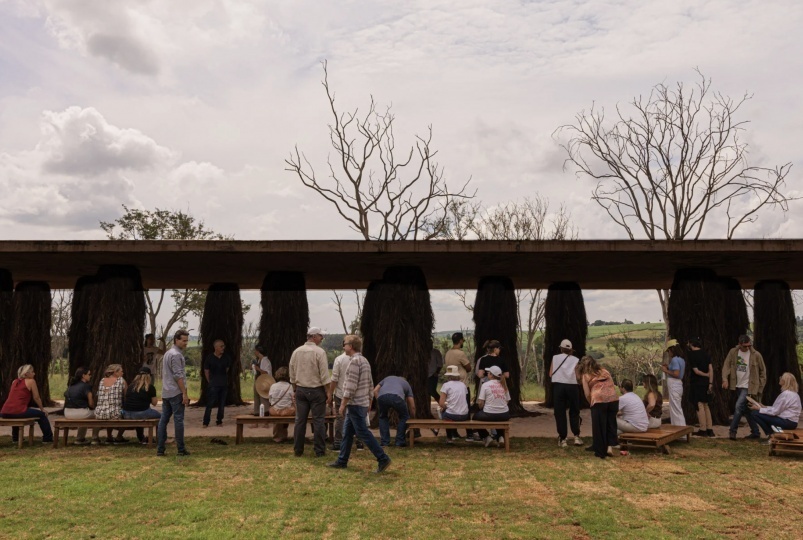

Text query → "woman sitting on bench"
[64,367,99,445]
[642,374,663,430]
[268,367,295,443]
[748,372,801,442]
[122,366,161,444]
[94,364,128,445]
[473,365,510,448]
[438,365,469,443]
[0,364,53,444]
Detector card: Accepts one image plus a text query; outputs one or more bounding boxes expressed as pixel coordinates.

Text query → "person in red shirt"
[1,364,53,443]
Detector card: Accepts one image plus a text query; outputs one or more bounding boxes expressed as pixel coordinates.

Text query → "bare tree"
[556,70,795,330]
[51,290,72,375]
[606,330,665,383]
[332,289,366,336]
[455,196,576,382]
[286,61,475,241]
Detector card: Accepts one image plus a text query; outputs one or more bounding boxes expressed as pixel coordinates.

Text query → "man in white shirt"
[289,327,332,457]
[616,379,649,433]
[329,349,364,451]
[549,339,583,447]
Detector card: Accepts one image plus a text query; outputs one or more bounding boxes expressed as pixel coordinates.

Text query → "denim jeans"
[729,388,760,436]
[751,412,798,437]
[473,410,510,440]
[1,409,53,442]
[203,385,228,426]
[335,404,389,467]
[294,386,327,456]
[157,394,186,453]
[442,411,469,439]
[122,408,162,442]
[378,394,410,446]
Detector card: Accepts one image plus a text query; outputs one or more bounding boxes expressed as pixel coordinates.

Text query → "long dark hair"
[70,367,89,386]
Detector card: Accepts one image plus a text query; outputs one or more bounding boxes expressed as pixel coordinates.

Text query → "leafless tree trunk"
[286,61,475,241]
[556,70,796,333]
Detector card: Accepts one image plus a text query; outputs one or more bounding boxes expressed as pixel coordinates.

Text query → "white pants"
[616,418,646,434]
[64,408,98,440]
[667,378,686,426]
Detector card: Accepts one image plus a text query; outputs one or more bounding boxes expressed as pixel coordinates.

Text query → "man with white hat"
[289,326,332,457]
[549,339,583,447]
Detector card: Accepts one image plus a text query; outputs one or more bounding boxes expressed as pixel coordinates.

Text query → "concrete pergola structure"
[1,239,801,419]
[2,239,802,289]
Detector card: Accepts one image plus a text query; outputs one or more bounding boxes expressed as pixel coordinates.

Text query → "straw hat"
[255,373,276,399]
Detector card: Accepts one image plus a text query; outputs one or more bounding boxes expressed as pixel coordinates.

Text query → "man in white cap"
[289,326,332,457]
[549,339,583,447]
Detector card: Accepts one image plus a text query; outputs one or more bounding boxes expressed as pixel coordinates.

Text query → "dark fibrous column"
[0,269,14,406]
[542,282,587,408]
[259,272,309,374]
[84,266,146,392]
[754,280,801,403]
[473,276,524,414]
[198,283,244,406]
[667,269,748,425]
[10,281,53,406]
[68,276,101,377]
[365,267,434,419]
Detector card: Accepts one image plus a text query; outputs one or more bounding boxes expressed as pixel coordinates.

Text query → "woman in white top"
[748,372,801,440]
[438,365,469,443]
[473,366,510,448]
[268,367,295,443]
[549,339,583,448]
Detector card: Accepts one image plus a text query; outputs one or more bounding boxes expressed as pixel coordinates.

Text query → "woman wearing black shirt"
[476,340,509,382]
[64,367,99,445]
[687,338,714,437]
[121,366,160,444]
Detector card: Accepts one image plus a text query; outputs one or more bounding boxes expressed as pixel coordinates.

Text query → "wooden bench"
[768,429,803,457]
[53,419,160,448]
[618,425,693,454]
[0,418,37,449]
[235,415,336,444]
[405,419,512,452]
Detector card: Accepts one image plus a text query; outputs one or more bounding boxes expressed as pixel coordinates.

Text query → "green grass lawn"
[1,436,801,539]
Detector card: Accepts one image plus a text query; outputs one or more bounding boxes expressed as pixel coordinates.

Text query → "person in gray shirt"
[157,329,191,457]
[374,375,416,447]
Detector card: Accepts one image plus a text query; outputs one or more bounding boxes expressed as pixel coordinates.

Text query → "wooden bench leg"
[148,426,154,448]
[63,427,70,448]
[409,427,414,448]
[236,423,243,444]
[18,427,24,449]
[29,424,35,447]
[505,429,510,453]
[53,427,60,449]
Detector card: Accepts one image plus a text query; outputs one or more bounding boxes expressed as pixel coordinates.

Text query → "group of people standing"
[548,334,801,457]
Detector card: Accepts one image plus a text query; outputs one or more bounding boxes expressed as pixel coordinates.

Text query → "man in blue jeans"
[328,335,391,473]
[375,375,416,447]
[157,329,191,456]
[722,335,766,440]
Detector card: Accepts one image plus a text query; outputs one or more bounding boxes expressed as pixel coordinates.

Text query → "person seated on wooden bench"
[268,367,295,443]
[616,379,649,434]
[0,364,53,445]
[95,364,128,445]
[641,374,663,430]
[748,372,801,445]
[64,367,99,445]
[438,365,469,444]
[121,366,161,445]
[473,366,510,448]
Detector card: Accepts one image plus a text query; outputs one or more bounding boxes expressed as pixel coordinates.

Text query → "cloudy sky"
[1,0,801,332]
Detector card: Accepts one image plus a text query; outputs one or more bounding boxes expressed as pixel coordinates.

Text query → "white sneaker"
[573,436,583,446]
[446,437,455,445]
[484,436,494,447]
[558,438,568,448]
[497,436,505,448]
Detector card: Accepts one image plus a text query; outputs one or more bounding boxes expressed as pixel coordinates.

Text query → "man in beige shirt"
[289,327,332,457]
[443,332,479,441]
